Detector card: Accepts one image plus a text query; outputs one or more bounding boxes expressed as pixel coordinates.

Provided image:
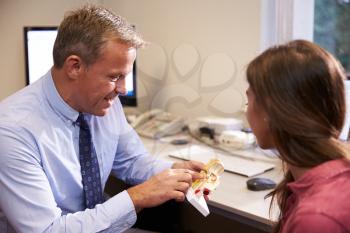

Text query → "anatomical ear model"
[192,159,224,196]
[186,159,224,216]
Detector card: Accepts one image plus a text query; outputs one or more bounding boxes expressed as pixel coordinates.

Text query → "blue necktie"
[77,113,104,209]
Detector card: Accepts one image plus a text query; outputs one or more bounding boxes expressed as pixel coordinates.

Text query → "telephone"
[131,109,185,139]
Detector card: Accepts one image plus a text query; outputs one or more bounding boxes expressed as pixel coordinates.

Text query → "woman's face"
[246,86,274,149]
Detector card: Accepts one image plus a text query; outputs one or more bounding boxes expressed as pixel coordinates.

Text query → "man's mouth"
[103,95,116,107]
[105,92,118,101]
[104,97,114,102]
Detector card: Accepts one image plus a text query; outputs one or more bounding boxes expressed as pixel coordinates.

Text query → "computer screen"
[120,63,137,107]
[23,26,137,107]
[24,26,57,85]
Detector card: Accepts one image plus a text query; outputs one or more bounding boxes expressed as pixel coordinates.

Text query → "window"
[314,0,350,75]
[261,0,349,75]
[260,0,314,51]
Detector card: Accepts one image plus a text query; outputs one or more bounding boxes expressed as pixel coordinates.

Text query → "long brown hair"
[246,40,348,232]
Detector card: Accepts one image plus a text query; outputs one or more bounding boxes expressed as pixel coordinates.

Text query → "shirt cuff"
[103,190,137,231]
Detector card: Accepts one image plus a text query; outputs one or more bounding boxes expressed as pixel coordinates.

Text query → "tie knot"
[77,113,89,130]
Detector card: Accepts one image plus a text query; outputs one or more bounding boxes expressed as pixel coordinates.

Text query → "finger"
[173,169,209,186]
[174,168,201,176]
[171,161,184,169]
[204,195,210,202]
[172,168,193,174]
[173,191,186,202]
[174,168,204,182]
[179,173,193,185]
[190,171,204,181]
[175,181,190,192]
[188,160,206,171]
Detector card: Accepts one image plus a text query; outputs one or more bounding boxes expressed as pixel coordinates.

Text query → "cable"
[187,124,278,163]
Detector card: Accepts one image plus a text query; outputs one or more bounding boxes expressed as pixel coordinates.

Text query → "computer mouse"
[246,177,276,191]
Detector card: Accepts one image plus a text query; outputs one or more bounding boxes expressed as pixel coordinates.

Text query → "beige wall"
[105,0,261,117]
[0,0,102,100]
[0,0,261,117]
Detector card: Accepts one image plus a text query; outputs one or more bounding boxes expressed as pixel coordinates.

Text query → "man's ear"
[64,55,84,80]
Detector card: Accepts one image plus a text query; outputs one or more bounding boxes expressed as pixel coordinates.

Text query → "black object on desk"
[246,178,276,191]
[199,127,215,139]
[170,139,189,145]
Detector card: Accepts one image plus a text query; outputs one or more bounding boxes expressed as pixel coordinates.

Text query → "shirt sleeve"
[286,213,346,233]
[0,126,136,233]
[110,103,173,185]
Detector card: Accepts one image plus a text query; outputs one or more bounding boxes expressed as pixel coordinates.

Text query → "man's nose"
[115,78,127,96]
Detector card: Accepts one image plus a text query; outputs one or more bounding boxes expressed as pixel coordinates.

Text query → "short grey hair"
[53,5,145,68]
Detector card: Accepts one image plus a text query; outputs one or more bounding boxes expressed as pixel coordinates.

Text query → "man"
[0,5,204,233]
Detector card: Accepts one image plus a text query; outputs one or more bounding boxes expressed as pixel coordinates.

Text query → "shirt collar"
[287,159,350,194]
[43,70,80,123]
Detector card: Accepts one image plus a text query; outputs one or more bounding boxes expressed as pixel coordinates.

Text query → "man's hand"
[173,161,212,201]
[172,160,205,180]
[127,168,195,210]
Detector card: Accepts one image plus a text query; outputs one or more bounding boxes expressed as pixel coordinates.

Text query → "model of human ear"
[186,159,224,216]
[192,159,224,197]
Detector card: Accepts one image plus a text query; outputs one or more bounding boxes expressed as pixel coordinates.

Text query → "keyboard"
[168,145,275,177]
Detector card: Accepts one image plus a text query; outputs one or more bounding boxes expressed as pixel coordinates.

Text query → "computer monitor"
[24,26,57,85]
[23,26,137,107]
[119,63,137,106]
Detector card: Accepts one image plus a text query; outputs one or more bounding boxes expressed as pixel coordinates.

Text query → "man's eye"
[110,76,121,82]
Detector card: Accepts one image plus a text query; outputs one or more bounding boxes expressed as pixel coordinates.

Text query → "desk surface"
[141,137,282,230]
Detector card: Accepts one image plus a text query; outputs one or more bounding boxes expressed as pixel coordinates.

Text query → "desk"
[140,137,282,233]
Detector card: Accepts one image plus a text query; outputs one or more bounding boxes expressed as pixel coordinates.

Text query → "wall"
[0,0,261,118]
[0,0,102,99]
[104,0,261,117]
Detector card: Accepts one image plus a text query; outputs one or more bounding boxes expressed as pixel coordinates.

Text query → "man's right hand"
[127,169,196,210]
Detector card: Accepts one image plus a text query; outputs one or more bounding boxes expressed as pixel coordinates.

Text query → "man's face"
[75,40,136,116]
[246,87,274,149]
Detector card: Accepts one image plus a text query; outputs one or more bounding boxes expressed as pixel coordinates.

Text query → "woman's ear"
[63,55,84,80]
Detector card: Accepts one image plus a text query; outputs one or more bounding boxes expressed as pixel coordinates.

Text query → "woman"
[246,40,350,233]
